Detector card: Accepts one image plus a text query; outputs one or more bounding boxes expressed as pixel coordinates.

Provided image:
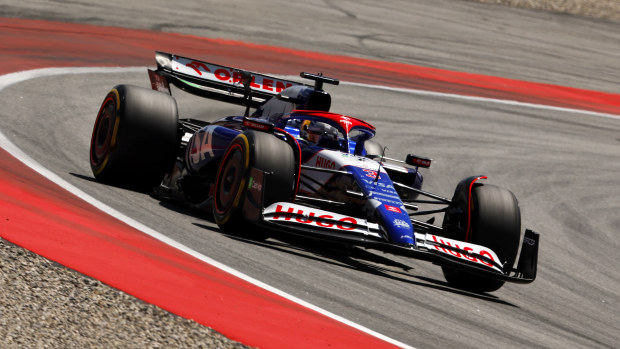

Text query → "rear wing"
[149,51,309,108]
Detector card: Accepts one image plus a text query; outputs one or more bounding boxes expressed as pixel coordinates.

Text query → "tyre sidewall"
[442,183,522,292]
[213,130,296,231]
[89,85,178,190]
[213,134,251,228]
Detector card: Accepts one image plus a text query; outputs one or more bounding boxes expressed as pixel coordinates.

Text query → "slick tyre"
[213,130,296,237]
[90,85,178,191]
[442,184,521,293]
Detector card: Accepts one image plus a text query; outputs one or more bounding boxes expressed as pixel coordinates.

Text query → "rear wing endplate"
[150,51,308,107]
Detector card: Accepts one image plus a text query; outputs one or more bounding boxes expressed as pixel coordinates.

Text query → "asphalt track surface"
[1,1,620,348]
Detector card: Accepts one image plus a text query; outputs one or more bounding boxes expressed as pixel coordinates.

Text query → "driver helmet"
[301,120,338,145]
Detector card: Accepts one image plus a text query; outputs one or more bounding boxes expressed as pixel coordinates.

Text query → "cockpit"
[278,111,376,155]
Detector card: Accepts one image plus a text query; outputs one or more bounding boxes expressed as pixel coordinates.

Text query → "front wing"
[262,202,538,284]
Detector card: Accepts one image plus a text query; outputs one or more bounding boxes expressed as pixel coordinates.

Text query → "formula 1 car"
[89,51,539,292]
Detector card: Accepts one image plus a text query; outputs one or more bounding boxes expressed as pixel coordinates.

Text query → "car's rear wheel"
[90,85,178,191]
[442,184,521,293]
[213,130,296,237]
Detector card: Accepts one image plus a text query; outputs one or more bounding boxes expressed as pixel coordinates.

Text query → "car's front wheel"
[442,184,521,293]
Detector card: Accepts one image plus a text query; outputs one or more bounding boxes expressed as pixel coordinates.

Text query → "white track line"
[1,67,618,349]
[340,81,620,120]
[271,73,620,120]
[0,67,415,349]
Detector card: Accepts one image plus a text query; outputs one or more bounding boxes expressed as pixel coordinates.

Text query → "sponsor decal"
[420,233,502,272]
[173,57,294,94]
[340,116,353,131]
[264,203,382,238]
[315,155,336,170]
[369,191,402,201]
[340,153,369,163]
[331,155,382,171]
[393,219,410,229]
[242,118,273,132]
[185,61,210,76]
[360,179,393,188]
[365,183,399,195]
[385,205,401,213]
[271,204,357,231]
[523,236,536,246]
[378,187,399,194]
[367,193,402,206]
[247,177,262,191]
[308,150,361,171]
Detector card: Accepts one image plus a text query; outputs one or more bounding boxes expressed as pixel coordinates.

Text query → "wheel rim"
[91,97,116,166]
[215,144,244,214]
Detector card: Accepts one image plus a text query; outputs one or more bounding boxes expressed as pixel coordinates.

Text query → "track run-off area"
[1,14,619,349]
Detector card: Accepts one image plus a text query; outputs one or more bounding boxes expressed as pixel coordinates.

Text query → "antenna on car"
[239,70,253,117]
[300,72,339,91]
[375,146,388,182]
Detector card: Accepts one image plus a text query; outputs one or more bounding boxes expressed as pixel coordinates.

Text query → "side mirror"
[406,154,432,168]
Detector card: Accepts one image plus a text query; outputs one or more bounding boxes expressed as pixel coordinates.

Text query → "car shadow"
[69,172,154,194]
[70,172,98,183]
[70,172,515,306]
[193,222,517,307]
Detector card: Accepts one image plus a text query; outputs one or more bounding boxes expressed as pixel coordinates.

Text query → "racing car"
[89,51,539,293]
